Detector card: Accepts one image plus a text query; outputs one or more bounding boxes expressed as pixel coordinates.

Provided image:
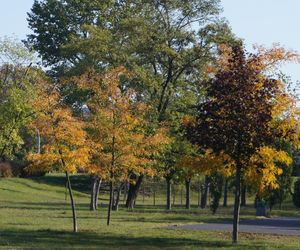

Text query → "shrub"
[0,161,27,177]
[0,162,14,177]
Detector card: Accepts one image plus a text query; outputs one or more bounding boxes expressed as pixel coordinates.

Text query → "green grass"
[1,174,300,249]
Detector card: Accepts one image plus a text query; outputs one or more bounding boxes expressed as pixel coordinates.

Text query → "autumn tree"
[188,45,299,243]
[179,146,234,210]
[27,80,90,232]
[73,67,169,224]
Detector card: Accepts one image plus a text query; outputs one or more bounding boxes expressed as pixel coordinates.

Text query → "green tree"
[0,38,37,162]
[27,0,237,114]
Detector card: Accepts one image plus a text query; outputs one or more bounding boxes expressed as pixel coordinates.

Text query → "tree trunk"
[36,129,41,154]
[232,164,242,243]
[172,185,176,205]
[166,177,172,210]
[153,188,156,206]
[65,172,77,233]
[65,180,68,201]
[185,179,191,209]
[241,185,246,207]
[107,180,113,226]
[112,183,123,211]
[94,178,102,209]
[123,182,128,203]
[125,175,144,209]
[279,202,282,210]
[180,186,183,205]
[201,176,210,208]
[198,181,201,207]
[223,178,228,207]
[90,176,97,211]
[112,189,118,211]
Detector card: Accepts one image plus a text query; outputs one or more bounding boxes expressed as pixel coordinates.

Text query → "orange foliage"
[73,67,169,181]
[27,80,90,173]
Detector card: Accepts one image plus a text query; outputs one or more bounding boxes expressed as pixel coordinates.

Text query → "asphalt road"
[170,217,300,236]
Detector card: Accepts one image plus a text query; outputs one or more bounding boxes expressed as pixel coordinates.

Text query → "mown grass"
[1,174,300,249]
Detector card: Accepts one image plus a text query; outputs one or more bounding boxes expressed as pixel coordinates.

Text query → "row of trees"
[1,0,300,244]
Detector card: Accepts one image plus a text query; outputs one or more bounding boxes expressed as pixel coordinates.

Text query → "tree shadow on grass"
[125,204,230,214]
[0,201,88,211]
[0,187,21,193]
[0,229,263,250]
[114,217,232,225]
[30,174,91,194]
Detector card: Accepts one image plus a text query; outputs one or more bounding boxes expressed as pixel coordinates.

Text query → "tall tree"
[187,45,299,243]
[26,0,238,205]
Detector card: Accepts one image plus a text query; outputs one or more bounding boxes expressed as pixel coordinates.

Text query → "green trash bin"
[256,201,267,216]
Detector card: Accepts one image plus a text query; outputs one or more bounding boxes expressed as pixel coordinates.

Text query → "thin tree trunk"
[185,178,191,209]
[232,164,242,243]
[201,176,209,208]
[65,180,68,201]
[90,176,97,211]
[112,189,117,211]
[107,180,113,226]
[107,122,116,225]
[36,129,41,153]
[180,185,183,205]
[166,177,172,210]
[94,178,102,209]
[153,188,156,206]
[172,185,176,205]
[123,182,128,203]
[65,172,77,233]
[198,181,201,207]
[223,178,228,207]
[241,184,246,207]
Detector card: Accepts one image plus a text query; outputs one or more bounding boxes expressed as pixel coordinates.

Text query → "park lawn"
[0,175,300,249]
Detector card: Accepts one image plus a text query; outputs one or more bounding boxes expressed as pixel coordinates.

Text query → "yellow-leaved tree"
[72,67,169,225]
[27,79,90,233]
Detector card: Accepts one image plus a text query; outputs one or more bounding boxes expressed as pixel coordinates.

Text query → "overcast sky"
[0,0,299,83]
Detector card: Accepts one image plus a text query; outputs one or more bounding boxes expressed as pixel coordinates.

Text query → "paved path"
[171,217,300,236]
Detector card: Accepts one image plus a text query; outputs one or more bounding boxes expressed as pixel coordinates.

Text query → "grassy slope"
[0,175,300,249]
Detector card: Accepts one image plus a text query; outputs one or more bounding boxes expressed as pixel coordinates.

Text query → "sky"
[0,0,299,82]
[222,0,300,84]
